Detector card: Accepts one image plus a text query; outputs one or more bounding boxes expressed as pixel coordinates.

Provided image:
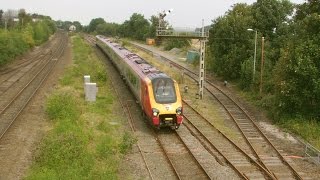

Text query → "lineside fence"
[305,142,320,165]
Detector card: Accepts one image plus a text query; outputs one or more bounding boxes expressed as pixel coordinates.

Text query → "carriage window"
[152,78,177,104]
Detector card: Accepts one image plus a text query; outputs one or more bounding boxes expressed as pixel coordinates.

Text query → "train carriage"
[96,35,183,129]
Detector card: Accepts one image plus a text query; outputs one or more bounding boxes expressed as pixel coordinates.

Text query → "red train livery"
[96,35,183,129]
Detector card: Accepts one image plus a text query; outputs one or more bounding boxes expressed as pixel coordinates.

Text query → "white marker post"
[85,83,98,102]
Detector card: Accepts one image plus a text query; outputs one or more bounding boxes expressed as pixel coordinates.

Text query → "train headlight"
[176,107,182,115]
[152,108,159,117]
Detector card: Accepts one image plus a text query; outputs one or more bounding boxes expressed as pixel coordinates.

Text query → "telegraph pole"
[260,37,265,95]
[4,20,7,31]
[253,30,257,81]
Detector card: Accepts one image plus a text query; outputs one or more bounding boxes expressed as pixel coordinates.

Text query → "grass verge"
[238,85,320,150]
[25,35,135,179]
[277,117,320,149]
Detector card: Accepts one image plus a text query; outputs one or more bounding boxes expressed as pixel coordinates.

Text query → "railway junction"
[85,34,320,179]
[0,32,319,179]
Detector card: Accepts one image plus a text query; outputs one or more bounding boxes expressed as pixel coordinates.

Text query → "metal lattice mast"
[199,20,206,99]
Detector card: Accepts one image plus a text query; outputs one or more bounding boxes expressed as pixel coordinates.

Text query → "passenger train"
[96,35,183,129]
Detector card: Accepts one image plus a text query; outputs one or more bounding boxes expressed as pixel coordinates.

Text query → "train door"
[142,82,151,118]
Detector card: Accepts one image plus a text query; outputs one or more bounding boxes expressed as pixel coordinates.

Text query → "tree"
[72,21,83,32]
[118,20,130,37]
[119,13,150,40]
[272,0,320,119]
[252,0,293,38]
[87,18,106,33]
[32,19,56,45]
[22,24,35,47]
[0,11,56,66]
[18,9,26,27]
[148,15,169,38]
[208,3,254,80]
[148,15,159,38]
[96,22,119,36]
[163,38,190,51]
[3,9,18,29]
[274,40,319,118]
[61,21,72,31]
[0,10,3,27]
[295,0,320,21]
[18,9,32,27]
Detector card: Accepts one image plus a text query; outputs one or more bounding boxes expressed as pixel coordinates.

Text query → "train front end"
[149,77,183,129]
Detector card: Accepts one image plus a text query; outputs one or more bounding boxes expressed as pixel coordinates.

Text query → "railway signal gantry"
[157,11,209,99]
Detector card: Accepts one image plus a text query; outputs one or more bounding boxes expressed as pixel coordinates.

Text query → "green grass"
[238,85,320,150]
[25,35,135,179]
[277,117,320,149]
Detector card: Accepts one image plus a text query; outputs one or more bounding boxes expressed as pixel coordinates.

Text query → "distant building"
[32,18,40,22]
[69,25,76,32]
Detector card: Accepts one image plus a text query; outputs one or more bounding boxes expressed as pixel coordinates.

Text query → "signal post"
[157,13,208,99]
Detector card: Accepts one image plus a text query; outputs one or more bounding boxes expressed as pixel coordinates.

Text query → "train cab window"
[152,78,177,104]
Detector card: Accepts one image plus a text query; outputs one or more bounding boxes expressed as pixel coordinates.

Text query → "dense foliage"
[0,9,56,66]
[119,13,150,40]
[56,20,83,32]
[208,0,320,121]
[86,13,189,49]
[163,38,190,51]
[273,0,320,119]
[209,3,254,80]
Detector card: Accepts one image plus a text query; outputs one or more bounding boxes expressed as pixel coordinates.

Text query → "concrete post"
[85,83,98,102]
[84,75,90,95]
[84,75,90,83]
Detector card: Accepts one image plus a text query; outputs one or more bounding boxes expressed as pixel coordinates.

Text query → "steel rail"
[0,34,59,76]
[130,42,303,180]
[154,132,182,180]
[90,40,155,180]
[0,35,65,115]
[0,32,68,139]
[0,40,60,97]
[94,39,182,179]
[183,100,275,179]
[91,36,215,180]
[172,130,211,179]
[95,44,181,180]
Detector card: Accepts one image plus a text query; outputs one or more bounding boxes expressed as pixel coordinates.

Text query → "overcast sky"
[0,0,305,28]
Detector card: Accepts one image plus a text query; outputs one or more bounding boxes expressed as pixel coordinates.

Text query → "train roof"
[96,35,171,80]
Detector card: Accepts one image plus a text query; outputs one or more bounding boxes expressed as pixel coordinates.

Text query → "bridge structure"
[156,16,209,99]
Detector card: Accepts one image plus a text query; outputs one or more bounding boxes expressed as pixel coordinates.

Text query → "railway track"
[129,42,305,179]
[92,41,177,180]
[88,35,214,180]
[182,100,274,179]
[0,34,59,77]
[157,129,211,179]
[0,37,61,98]
[0,31,68,139]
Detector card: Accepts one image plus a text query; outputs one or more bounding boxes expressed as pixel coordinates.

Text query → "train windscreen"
[152,78,177,104]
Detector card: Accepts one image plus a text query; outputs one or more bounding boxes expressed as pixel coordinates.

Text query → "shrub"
[120,132,136,154]
[0,19,56,67]
[163,38,190,51]
[46,92,80,121]
[0,30,29,65]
